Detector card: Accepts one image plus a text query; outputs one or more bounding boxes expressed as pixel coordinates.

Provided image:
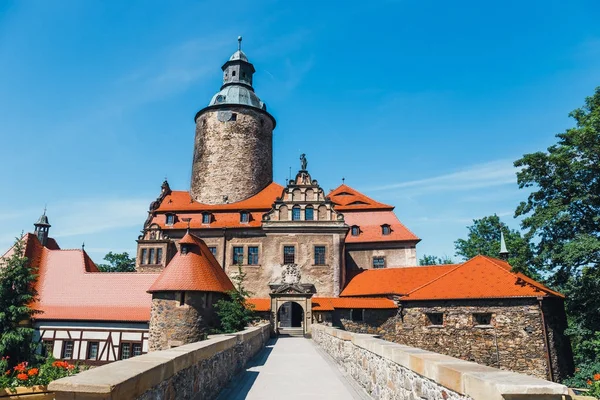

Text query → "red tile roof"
[156,182,283,212]
[148,233,234,293]
[403,255,563,301]
[341,255,563,300]
[341,265,456,297]
[152,211,264,230]
[328,184,394,211]
[12,234,160,322]
[246,297,397,312]
[343,210,420,243]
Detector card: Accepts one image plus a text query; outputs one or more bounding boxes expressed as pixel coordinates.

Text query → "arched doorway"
[277,301,304,328]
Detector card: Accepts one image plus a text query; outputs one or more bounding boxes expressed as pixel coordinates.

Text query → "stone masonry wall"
[191,106,274,205]
[312,324,569,400]
[50,324,271,400]
[149,291,227,351]
[342,299,551,380]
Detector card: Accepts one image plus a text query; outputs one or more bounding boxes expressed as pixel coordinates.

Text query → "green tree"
[97,252,136,272]
[454,214,538,278]
[514,87,600,383]
[0,237,40,367]
[419,254,454,265]
[214,265,255,333]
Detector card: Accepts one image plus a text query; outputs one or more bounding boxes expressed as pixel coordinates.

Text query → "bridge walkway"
[216,336,370,400]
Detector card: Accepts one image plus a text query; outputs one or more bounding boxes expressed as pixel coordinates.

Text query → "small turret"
[34,209,51,246]
[499,231,509,261]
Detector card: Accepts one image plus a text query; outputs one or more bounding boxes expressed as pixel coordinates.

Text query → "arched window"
[351,225,360,236]
[292,206,301,221]
[382,224,391,235]
[305,206,314,221]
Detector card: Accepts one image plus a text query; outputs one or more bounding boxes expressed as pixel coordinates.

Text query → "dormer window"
[382,224,391,235]
[240,212,249,224]
[351,226,360,236]
[181,244,189,255]
[202,213,211,224]
[166,214,175,226]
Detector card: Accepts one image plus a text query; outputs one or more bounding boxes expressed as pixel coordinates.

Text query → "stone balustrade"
[312,324,570,400]
[49,323,270,400]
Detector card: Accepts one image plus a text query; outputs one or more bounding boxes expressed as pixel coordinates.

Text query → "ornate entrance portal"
[269,264,315,337]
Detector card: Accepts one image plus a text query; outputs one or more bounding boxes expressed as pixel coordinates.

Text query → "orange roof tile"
[148,233,234,293]
[341,265,456,297]
[156,182,283,212]
[343,211,420,243]
[246,298,270,312]
[18,234,160,322]
[403,255,563,301]
[246,297,397,312]
[328,184,394,211]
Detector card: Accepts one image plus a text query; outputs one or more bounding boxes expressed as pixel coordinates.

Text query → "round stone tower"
[191,37,276,204]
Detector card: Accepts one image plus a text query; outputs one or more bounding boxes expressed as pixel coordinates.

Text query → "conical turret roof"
[148,233,234,293]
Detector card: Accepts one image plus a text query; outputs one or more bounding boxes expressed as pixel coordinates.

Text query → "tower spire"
[499,231,509,260]
[238,35,242,51]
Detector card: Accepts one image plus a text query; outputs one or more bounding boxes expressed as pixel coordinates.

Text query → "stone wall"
[191,106,274,205]
[341,299,553,380]
[312,324,569,400]
[542,297,575,382]
[149,291,227,351]
[345,242,417,272]
[49,323,271,400]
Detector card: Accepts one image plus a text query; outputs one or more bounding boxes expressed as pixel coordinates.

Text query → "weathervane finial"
[238,36,242,51]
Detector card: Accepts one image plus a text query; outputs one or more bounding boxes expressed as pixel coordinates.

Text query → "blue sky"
[1,0,599,263]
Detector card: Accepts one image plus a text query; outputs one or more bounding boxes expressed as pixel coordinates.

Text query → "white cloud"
[369,159,519,196]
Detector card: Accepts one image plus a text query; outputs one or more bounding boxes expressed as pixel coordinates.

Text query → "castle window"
[149,248,155,264]
[314,246,326,265]
[351,309,364,322]
[62,341,74,359]
[208,246,217,257]
[473,313,492,326]
[283,246,295,264]
[87,342,99,360]
[141,248,148,265]
[248,246,259,265]
[156,248,163,264]
[240,212,250,223]
[373,256,386,269]
[351,226,360,236]
[230,113,237,121]
[120,343,132,359]
[382,224,391,235]
[42,341,54,357]
[233,246,244,265]
[292,206,301,221]
[166,214,175,226]
[232,70,236,77]
[427,313,444,326]
[305,206,314,221]
[179,291,186,306]
[202,213,211,224]
[181,244,189,255]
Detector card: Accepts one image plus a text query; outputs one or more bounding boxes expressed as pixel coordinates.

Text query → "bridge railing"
[312,324,570,400]
[49,323,270,400]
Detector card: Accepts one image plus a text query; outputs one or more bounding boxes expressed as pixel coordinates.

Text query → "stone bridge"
[49,323,571,400]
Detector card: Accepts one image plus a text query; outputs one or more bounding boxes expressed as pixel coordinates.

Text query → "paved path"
[217,337,369,400]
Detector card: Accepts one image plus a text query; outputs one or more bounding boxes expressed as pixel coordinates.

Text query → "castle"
[1,38,573,382]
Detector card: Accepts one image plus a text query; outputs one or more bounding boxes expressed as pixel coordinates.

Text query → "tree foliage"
[514,87,600,284]
[454,214,537,278]
[419,254,454,266]
[0,237,40,367]
[513,87,600,384]
[214,265,255,333]
[96,252,136,272]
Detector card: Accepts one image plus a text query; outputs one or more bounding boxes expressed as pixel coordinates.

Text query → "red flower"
[13,362,27,372]
[66,364,75,370]
[16,373,28,381]
[588,379,593,385]
[28,368,38,376]
[52,360,69,368]
[4,370,10,376]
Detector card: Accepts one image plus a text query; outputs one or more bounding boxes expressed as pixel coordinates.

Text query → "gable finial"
[238,36,242,51]
[342,177,345,184]
[499,231,509,260]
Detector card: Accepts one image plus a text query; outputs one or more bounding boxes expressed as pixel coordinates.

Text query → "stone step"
[279,328,304,337]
